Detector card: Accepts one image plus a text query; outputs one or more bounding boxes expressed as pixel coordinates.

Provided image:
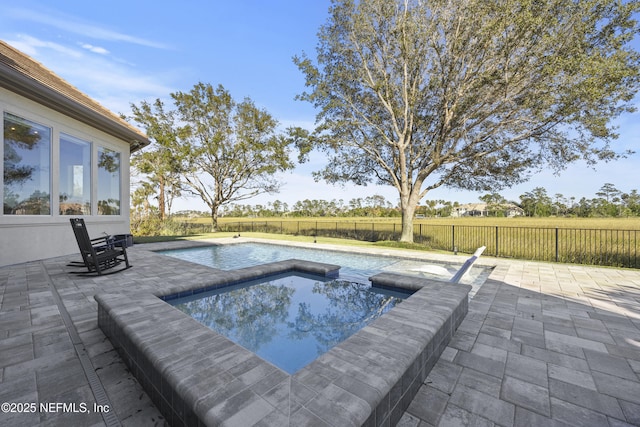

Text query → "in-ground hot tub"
[96,259,470,426]
[167,271,410,375]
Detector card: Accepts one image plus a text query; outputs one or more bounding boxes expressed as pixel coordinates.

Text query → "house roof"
[457,202,524,211]
[0,40,149,152]
[457,203,488,211]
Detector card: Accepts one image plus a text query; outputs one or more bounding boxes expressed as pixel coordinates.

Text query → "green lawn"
[177,215,640,230]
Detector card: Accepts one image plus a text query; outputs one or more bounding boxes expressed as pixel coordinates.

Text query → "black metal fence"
[182,220,639,268]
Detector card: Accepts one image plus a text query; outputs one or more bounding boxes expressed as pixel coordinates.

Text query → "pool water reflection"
[169,272,410,374]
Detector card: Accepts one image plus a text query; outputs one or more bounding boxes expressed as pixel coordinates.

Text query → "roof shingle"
[0,40,149,152]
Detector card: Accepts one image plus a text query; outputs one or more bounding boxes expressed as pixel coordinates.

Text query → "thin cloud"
[6,7,169,49]
[80,43,110,55]
[5,35,81,58]
[3,36,178,115]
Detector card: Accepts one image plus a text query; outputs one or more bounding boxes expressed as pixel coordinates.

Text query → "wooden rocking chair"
[69,218,131,275]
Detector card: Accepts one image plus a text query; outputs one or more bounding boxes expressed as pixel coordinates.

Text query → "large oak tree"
[294,0,640,242]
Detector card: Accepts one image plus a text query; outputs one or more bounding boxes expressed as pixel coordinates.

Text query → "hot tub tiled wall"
[96,262,470,427]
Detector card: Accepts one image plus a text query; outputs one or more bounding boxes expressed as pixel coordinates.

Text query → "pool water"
[169,272,408,374]
[160,242,490,286]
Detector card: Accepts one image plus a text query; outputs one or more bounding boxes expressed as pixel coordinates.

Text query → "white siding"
[0,87,131,267]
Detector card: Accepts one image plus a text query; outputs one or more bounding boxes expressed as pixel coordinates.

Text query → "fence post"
[555,228,559,262]
[495,226,499,257]
[452,225,455,252]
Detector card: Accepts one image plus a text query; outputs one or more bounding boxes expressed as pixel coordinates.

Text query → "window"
[97,147,120,215]
[59,134,91,215]
[2,112,124,218]
[3,112,51,215]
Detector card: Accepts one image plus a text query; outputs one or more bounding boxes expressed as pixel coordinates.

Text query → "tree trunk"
[399,202,416,242]
[210,208,218,232]
[158,176,166,221]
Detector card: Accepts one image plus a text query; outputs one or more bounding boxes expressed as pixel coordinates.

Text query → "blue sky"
[2,1,639,212]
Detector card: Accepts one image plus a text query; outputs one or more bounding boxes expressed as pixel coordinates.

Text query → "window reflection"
[59,134,91,215]
[97,147,120,215]
[3,112,51,215]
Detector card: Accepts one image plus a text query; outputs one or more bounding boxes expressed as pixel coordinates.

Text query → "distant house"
[451,202,524,218]
[0,41,149,267]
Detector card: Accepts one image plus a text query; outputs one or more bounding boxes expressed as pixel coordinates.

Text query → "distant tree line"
[518,184,640,218]
[217,195,401,218]
[169,183,640,219]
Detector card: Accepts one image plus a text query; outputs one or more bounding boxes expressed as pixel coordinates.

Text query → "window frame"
[2,111,52,216]
[1,109,125,220]
[59,132,92,216]
[97,146,122,216]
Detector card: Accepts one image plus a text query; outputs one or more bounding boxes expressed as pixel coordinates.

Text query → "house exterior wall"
[0,87,131,267]
[451,203,524,218]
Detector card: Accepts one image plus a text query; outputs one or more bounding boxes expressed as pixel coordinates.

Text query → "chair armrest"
[110,236,128,247]
[90,236,111,244]
[91,235,116,250]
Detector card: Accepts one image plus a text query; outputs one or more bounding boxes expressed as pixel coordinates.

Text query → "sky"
[2,0,639,212]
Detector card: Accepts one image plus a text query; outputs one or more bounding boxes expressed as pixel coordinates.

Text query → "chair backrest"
[70,218,96,262]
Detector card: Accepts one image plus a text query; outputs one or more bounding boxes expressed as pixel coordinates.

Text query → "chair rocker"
[69,218,131,275]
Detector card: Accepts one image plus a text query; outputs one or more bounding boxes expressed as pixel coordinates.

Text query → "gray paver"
[620,400,640,426]
[438,404,494,427]
[514,407,572,427]
[545,330,607,357]
[550,396,611,427]
[405,385,449,423]
[449,384,515,426]
[548,363,597,390]
[549,378,625,419]
[424,359,462,395]
[501,375,550,416]
[592,371,640,404]
[505,352,548,388]
[520,344,591,372]
[454,350,506,378]
[456,367,502,397]
[1,238,640,426]
[476,331,522,353]
[584,348,637,379]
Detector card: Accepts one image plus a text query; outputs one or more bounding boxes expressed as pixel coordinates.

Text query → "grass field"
[180,215,640,230]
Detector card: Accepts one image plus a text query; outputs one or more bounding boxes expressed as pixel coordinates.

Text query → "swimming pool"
[168,272,409,374]
[159,242,491,287]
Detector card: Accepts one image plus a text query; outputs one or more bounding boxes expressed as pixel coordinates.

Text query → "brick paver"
[401,260,640,427]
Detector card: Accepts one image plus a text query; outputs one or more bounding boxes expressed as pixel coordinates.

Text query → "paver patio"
[1,238,639,426]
